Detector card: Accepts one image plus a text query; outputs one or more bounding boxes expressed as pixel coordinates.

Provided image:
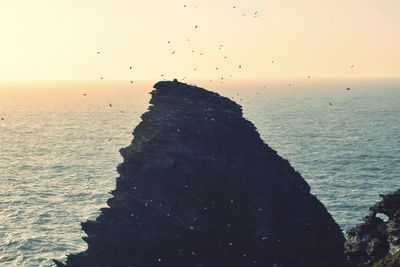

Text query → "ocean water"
[0,79,399,266]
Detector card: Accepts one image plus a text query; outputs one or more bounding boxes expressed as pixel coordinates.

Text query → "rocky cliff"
[56,80,346,266]
[345,189,400,266]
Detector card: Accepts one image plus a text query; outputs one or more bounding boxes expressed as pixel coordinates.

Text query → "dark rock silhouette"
[56,80,346,266]
[345,189,400,266]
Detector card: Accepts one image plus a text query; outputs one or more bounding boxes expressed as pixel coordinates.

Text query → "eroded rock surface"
[345,189,400,266]
[56,80,346,266]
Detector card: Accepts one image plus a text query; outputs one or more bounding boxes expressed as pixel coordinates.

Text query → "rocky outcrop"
[345,189,400,266]
[56,80,347,266]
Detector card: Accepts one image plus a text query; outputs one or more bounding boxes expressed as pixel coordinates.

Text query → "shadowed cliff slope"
[56,80,346,266]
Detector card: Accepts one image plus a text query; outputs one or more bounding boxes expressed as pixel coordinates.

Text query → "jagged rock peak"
[56,80,347,267]
[345,189,400,267]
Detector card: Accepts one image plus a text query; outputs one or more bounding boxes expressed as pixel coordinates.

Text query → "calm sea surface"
[0,79,399,266]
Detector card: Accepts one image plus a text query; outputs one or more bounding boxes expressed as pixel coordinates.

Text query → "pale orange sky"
[0,0,399,82]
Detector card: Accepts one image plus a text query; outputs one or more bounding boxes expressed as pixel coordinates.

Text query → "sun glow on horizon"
[0,0,399,83]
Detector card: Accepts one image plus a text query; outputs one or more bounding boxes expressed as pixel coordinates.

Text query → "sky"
[0,0,399,82]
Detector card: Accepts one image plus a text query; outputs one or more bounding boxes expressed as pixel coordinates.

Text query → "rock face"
[345,189,400,266]
[56,80,346,266]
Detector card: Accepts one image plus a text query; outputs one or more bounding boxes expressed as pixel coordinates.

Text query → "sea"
[0,79,399,266]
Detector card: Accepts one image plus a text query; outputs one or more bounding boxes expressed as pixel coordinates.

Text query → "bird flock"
[89,2,356,99]
[92,4,265,87]
[0,3,359,124]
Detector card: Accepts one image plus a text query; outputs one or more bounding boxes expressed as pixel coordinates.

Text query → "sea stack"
[345,189,400,266]
[56,80,347,266]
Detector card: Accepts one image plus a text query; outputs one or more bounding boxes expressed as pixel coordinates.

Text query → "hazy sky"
[1,0,399,82]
